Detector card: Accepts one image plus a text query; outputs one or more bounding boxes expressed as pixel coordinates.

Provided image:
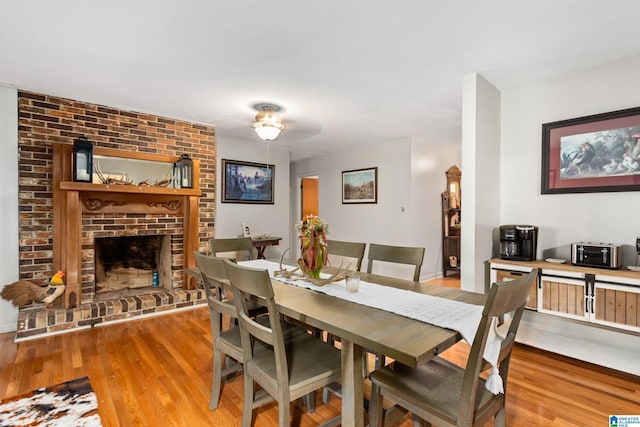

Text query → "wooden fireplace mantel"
[52,143,202,308]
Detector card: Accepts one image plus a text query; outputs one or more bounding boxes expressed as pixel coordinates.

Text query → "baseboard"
[0,322,17,333]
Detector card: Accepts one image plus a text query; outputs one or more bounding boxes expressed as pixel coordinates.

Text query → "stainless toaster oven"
[571,242,621,269]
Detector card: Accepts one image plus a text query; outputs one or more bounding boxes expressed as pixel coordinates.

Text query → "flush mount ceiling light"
[253,103,285,141]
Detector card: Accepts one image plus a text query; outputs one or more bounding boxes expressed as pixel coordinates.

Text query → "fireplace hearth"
[15,288,206,341]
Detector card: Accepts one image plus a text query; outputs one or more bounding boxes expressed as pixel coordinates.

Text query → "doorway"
[301,176,319,220]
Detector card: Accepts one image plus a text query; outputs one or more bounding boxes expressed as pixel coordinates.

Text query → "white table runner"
[240,259,504,394]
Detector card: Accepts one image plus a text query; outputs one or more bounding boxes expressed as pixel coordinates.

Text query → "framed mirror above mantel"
[52,143,202,308]
[56,144,201,192]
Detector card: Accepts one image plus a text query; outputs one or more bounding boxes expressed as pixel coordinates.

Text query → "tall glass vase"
[301,230,327,279]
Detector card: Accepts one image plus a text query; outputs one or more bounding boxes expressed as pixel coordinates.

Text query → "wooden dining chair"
[324,243,425,403]
[327,239,366,271]
[194,252,248,410]
[362,243,426,373]
[209,237,254,261]
[366,243,425,282]
[321,240,366,403]
[368,268,538,427]
[195,253,307,411]
[208,237,255,306]
[223,259,342,427]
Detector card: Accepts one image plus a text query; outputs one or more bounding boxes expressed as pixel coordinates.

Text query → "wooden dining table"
[268,262,486,427]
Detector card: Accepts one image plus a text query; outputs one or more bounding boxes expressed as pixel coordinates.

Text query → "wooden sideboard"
[489,258,640,376]
[490,258,640,333]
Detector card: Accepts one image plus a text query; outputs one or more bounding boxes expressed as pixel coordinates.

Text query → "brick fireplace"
[52,142,203,308]
[15,91,216,339]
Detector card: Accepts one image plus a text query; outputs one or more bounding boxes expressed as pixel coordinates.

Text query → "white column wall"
[461,74,501,293]
[0,86,19,332]
[411,138,462,278]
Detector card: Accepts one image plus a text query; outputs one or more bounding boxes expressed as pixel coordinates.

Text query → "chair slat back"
[224,260,287,378]
[195,252,238,335]
[459,268,538,424]
[327,239,366,271]
[210,237,254,260]
[366,243,425,281]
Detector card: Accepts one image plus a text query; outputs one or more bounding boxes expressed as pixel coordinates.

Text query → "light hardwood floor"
[1,277,639,426]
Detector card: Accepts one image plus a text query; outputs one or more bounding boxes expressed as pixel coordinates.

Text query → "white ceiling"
[2,1,640,160]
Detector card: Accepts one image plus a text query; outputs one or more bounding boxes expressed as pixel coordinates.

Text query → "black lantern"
[175,154,193,188]
[73,136,93,182]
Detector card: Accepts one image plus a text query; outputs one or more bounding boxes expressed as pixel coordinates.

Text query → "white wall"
[411,138,462,278]
[501,54,640,259]
[461,74,501,293]
[0,86,19,332]
[216,139,291,260]
[498,55,640,374]
[291,138,460,280]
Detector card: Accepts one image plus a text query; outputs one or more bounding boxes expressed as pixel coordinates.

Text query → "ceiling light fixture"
[253,103,285,142]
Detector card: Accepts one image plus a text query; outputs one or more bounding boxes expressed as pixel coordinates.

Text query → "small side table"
[252,236,282,259]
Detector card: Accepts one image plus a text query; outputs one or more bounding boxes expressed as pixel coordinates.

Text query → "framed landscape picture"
[542,106,640,194]
[342,167,378,204]
[222,159,274,204]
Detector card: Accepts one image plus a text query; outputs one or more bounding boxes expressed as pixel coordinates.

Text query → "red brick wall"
[18,91,215,294]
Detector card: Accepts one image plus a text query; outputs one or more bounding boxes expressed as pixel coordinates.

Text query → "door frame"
[293,174,319,259]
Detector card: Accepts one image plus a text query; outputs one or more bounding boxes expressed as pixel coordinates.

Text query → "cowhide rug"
[0,376,102,426]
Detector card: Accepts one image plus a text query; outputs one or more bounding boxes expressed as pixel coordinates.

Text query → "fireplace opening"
[94,235,171,300]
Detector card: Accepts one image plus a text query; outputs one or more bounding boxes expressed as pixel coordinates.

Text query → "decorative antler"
[95,162,107,184]
[296,255,351,286]
[274,249,303,279]
[95,162,133,185]
[153,167,173,187]
[298,258,351,286]
[274,248,353,286]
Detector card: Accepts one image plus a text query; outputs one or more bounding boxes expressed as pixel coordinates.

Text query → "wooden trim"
[183,195,200,289]
[489,258,640,280]
[59,181,201,196]
[94,146,182,163]
[52,144,66,275]
[53,143,202,307]
[63,191,82,308]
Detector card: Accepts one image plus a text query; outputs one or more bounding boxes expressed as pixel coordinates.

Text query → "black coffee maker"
[499,225,538,261]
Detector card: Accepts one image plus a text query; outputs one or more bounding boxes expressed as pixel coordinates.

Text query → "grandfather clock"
[442,165,461,276]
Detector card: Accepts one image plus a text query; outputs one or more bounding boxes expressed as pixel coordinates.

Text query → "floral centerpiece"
[295,215,329,279]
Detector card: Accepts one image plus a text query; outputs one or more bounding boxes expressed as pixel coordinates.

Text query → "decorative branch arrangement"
[94,162,172,187]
